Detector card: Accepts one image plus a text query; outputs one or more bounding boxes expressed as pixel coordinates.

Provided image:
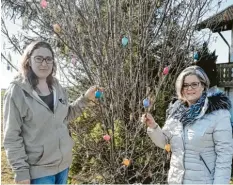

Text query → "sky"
[1,19,22,89]
[1,0,233,89]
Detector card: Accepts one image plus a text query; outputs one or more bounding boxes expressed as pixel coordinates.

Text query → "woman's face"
[182,75,204,105]
[30,47,54,79]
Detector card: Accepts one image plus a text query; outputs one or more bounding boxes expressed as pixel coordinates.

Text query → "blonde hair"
[19,41,57,89]
[175,66,210,100]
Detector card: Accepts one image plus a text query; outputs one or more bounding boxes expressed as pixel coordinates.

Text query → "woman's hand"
[141,113,157,129]
[16,179,30,184]
[84,86,104,102]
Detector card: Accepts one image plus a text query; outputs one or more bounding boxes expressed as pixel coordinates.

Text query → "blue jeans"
[31,168,69,184]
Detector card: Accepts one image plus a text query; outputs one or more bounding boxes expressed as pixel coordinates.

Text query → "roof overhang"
[196,5,233,32]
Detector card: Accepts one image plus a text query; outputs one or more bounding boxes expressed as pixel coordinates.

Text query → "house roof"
[196,4,233,32]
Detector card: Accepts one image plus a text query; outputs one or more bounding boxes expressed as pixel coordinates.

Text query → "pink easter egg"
[40,0,47,8]
[71,57,77,65]
[163,66,169,75]
[103,134,111,141]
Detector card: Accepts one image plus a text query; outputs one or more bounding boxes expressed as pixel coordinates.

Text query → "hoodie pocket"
[32,139,62,167]
[25,145,43,165]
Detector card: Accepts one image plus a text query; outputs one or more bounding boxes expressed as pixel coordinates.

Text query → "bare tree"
[1,0,222,183]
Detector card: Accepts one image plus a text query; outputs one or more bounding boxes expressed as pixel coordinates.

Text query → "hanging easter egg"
[95,90,103,99]
[71,57,77,65]
[64,45,69,55]
[40,0,48,8]
[53,24,61,34]
[194,52,199,60]
[121,36,128,47]
[103,134,111,141]
[164,144,171,152]
[7,65,10,71]
[156,0,161,7]
[163,66,169,75]
[143,98,150,108]
[122,158,130,166]
[130,113,133,121]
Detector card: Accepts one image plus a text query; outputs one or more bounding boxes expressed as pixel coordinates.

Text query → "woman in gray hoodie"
[141,66,232,184]
[3,41,103,184]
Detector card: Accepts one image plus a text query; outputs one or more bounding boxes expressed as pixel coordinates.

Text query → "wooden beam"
[218,32,230,63]
[231,25,233,63]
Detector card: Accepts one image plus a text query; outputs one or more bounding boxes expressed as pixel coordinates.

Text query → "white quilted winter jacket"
[147,93,233,184]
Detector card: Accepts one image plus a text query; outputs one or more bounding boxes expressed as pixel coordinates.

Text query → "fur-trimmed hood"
[206,92,231,114]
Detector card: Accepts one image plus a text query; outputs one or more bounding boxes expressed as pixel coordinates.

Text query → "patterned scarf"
[173,92,207,126]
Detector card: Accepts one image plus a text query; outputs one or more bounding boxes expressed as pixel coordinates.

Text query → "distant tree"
[193,42,218,87]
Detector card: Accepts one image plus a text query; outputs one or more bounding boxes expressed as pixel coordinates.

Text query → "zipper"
[182,126,185,181]
[200,154,211,174]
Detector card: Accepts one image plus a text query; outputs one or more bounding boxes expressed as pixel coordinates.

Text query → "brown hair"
[19,41,57,89]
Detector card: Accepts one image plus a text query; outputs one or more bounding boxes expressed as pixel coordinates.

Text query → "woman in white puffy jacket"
[141,66,233,184]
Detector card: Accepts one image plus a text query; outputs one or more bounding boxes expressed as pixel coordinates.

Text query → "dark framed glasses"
[33,56,54,64]
[183,82,200,90]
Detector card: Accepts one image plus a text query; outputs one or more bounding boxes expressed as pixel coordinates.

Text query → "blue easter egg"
[194,52,199,60]
[95,90,102,99]
[143,98,150,108]
[122,36,128,46]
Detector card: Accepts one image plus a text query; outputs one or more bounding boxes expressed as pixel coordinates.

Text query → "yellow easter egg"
[122,158,130,166]
[164,144,171,152]
[130,113,133,121]
[53,24,61,33]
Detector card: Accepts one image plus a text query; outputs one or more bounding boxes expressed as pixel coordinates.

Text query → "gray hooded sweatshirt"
[3,76,89,182]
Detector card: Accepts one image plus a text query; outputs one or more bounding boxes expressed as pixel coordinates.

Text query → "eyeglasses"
[183,82,200,90]
[33,56,54,64]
